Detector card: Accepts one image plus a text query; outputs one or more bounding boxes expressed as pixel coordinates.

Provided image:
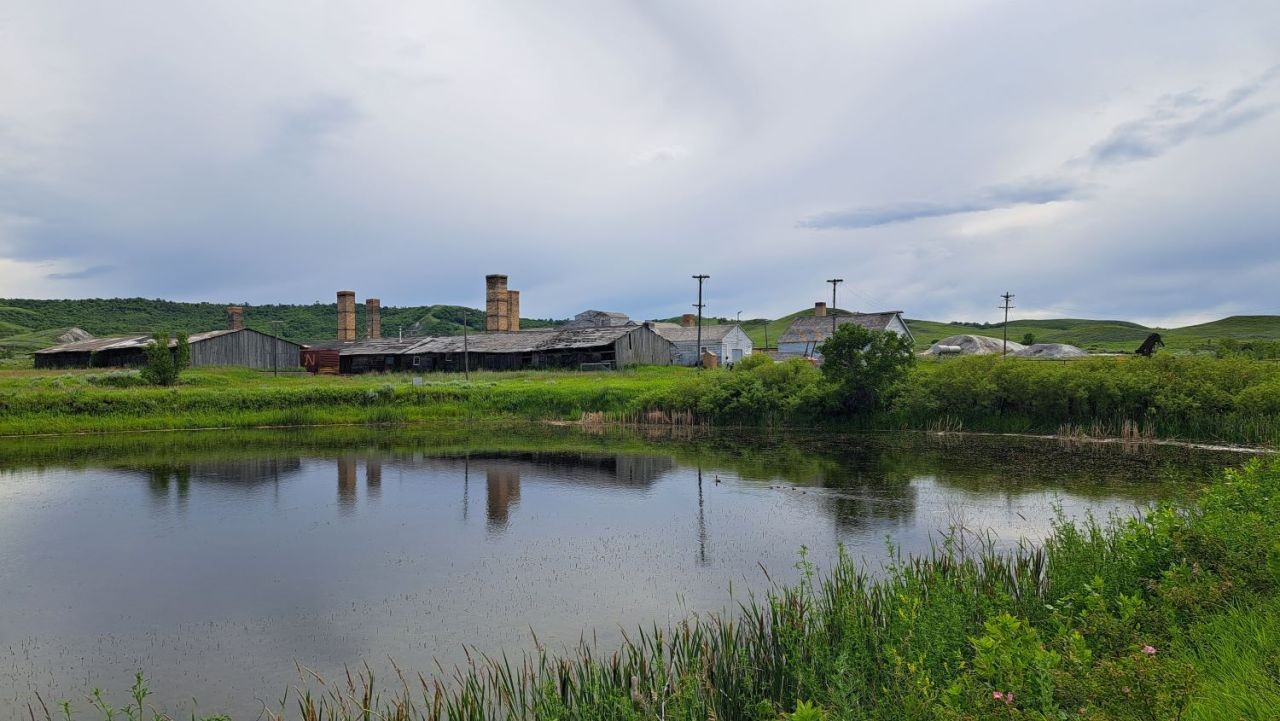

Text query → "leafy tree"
[1022,332,1036,346]
[140,332,180,386]
[818,325,915,412]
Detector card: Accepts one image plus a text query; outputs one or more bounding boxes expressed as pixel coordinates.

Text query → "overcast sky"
[2,2,1278,325]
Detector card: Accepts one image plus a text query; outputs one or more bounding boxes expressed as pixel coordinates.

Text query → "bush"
[817,325,915,413]
[140,332,184,386]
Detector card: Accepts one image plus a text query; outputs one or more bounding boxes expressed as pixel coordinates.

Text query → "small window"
[413,356,421,367]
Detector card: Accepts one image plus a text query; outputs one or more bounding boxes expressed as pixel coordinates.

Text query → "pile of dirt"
[923,334,1024,356]
[56,327,94,344]
[1012,343,1088,359]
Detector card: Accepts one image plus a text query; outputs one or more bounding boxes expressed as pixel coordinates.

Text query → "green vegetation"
[139,332,188,386]
[48,457,1280,720]
[0,297,558,348]
[4,351,1280,445]
[819,323,915,412]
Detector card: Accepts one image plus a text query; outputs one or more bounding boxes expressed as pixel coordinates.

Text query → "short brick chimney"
[681,313,696,327]
[227,306,244,331]
[814,302,827,317]
[337,291,357,342]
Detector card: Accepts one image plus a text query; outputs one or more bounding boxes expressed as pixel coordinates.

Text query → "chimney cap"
[337,290,355,297]
[485,273,508,281]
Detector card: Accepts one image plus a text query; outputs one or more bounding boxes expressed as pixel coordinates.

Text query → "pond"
[0,425,1255,718]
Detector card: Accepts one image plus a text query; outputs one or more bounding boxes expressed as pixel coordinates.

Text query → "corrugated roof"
[336,338,421,356]
[399,325,642,355]
[36,328,292,354]
[653,325,742,343]
[777,312,907,344]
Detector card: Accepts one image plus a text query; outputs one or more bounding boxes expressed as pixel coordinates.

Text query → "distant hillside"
[905,315,1280,352]
[0,298,559,353]
[669,309,1280,353]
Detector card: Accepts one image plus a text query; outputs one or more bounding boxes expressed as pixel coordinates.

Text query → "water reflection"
[0,426,1257,721]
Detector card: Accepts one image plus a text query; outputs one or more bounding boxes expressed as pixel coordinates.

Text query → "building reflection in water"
[485,468,521,531]
[138,458,303,513]
[337,457,358,514]
[366,459,382,502]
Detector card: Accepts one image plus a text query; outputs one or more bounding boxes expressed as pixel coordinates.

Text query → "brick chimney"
[365,298,381,340]
[681,313,696,327]
[337,291,356,342]
[485,274,509,331]
[814,302,827,317]
[227,305,244,331]
[507,290,520,331]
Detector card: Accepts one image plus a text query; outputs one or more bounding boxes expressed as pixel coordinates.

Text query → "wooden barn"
[34,328,302,370]
[390,323,673,373]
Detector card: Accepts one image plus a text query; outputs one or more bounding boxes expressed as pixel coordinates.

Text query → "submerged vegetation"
[2,343,1279,445]
[46,457,1280,720]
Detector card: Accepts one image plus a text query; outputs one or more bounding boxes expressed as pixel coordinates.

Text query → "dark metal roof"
[399,325,645,355]
[777,312,908,345]
[35,328,294,354]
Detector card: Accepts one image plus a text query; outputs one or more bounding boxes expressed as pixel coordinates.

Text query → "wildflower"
[1004,691,1014,706]
[993,691,1003,700]
[1141,645,1157,655]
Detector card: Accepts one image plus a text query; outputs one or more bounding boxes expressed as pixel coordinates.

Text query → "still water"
[0,426,1253,718]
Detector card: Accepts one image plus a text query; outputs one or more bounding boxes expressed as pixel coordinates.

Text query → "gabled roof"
[778,311,911,345]
[653,324,744,343]
[35,328,284,354]
[398,324,651,355]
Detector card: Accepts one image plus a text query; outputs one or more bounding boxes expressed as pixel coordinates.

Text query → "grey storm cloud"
[1089,66,1280,166]
[0,1,1278,325]
[798,178,1084,230]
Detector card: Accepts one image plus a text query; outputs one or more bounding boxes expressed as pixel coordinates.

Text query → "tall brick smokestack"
[814,302,827,317]
[507,290,520,331]
[337,291,356,342]
[485,274,509,331]
[681,313,696,328]
[227,305,244,331]
[366,298,381,340]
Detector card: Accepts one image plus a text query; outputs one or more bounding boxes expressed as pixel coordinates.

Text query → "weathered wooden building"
[397,324,672,372]
[777,306,914,359]
[34,328,302,370]
[654,323,754,366]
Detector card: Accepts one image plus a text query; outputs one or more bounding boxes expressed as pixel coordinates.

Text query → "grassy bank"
[3,355,1279,446]
[54,456,1280,720]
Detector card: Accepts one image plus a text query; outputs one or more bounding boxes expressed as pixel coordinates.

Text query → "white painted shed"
[654,324,754,366]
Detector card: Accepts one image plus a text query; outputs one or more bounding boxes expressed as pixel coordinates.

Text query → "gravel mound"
[56,327,94,344]
[1012,343,1088,359]
[923,334,1024,356]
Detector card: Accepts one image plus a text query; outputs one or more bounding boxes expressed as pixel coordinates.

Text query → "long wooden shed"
[34,328,302,370]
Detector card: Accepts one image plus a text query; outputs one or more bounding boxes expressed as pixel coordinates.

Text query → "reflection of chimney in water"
[485,468,521,531]
[337,457,357,513]
[366,459,382,501]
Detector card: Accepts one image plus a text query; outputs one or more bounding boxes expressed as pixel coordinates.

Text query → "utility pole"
[826,278,843,336]
[462,310,471,380]
[999,292,1016,357]
[736,310,741,323]
[270,320,283,377]
[693,274,710,367]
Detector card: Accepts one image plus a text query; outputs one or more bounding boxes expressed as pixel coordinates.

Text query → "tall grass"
[46,458,1280,720]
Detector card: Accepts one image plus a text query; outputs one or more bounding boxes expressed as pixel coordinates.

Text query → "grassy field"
[59,457,1280,720]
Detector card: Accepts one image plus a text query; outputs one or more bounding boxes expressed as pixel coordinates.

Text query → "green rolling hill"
[3,298,1278,365]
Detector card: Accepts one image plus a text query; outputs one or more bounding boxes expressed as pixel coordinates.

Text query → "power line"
[999,292,1016,357]
[827,278,844,336]
[693,274,710,367]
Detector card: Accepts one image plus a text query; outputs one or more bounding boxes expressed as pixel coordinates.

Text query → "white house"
[777,308,913,359]
[654,324,753,366]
